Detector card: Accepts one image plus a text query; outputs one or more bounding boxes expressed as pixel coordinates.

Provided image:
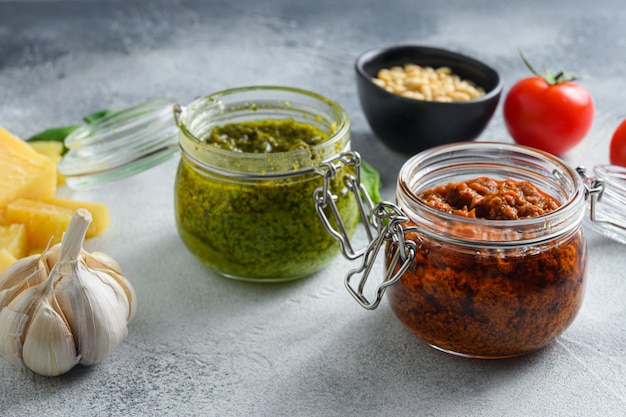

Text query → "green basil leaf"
[25,109,114,155]
[83,109,116,124]
[360,159,382,204]
[26,125,81,144]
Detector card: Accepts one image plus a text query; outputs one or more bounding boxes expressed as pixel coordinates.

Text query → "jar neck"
[396,142,586,247]
[177,86,350,176]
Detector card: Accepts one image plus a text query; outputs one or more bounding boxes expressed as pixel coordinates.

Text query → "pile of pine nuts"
[373,64,486,102]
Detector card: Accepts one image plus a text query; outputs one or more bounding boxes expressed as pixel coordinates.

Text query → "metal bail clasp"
[313,153,417,309]
[313,151,378,260]
[576,166,606,218]
[344,203,417,309]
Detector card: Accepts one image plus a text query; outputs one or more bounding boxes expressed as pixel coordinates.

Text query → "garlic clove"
[0,275,77,375]
[54,262,131,366]
[0,303,31,368]
[0,268,46,313]
[0,254,41,289]
[0,255,46,310]
[83,252,137,322]
[0,241,60,311]
[0,281,47,362]
[21,284,78,377]
[88,251,122,272]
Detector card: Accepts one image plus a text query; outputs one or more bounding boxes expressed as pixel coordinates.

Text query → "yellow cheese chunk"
[43,197,110,236]
[0,223,28,259]
[0,248,17,274]
[5,199,108,251]
[0,127,57,207]
[28,141,66,185]
[6,199,73,250]
[27,140,64,157]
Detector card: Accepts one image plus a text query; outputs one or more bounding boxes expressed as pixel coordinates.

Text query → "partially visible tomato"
[610,118,626,167]
[503,59,594,156]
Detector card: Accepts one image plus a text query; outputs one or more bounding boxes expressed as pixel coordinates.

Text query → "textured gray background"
[1,0,625,416]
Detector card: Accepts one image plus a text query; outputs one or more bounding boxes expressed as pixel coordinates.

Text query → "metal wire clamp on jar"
[315,142,626,358]
[173,86,365,282]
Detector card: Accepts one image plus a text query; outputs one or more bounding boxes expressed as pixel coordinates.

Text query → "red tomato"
[503,75,594,156]
[610,118,626,167]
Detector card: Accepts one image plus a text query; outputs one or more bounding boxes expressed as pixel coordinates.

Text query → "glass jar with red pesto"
[324,142,589,358]
[391,142,588,358]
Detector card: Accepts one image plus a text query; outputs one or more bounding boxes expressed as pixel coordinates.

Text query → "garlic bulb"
[0,208,136,376]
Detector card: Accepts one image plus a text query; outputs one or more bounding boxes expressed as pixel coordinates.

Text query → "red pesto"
[418,177,561,220]
[387,177,587,357]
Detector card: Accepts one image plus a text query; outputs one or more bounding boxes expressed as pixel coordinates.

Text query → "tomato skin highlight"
[503,75,594,156]
[610,119,626,167]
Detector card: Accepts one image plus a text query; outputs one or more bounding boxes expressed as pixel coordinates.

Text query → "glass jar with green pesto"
[174,86,360,282]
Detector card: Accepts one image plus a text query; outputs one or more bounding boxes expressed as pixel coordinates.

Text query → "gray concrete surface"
[1,0,625,416]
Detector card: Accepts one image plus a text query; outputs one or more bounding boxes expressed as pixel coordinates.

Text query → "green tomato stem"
[520,51,577,85]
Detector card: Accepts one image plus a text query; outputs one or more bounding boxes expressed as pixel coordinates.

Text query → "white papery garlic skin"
[0,208,136,376]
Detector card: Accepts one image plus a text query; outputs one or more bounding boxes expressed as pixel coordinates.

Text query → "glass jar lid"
[58,98,179,189]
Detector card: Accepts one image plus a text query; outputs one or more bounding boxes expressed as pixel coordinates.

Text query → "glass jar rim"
[396,142,586,246]
[176,85,351,177]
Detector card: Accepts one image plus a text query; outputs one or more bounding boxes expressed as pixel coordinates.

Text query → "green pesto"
[175,157,358,281]
[205,119,328,153]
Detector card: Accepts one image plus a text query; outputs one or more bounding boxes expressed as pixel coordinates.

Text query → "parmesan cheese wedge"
[0,127,57,207]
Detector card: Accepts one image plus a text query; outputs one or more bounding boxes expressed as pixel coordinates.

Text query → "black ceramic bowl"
[355,45,503,155]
